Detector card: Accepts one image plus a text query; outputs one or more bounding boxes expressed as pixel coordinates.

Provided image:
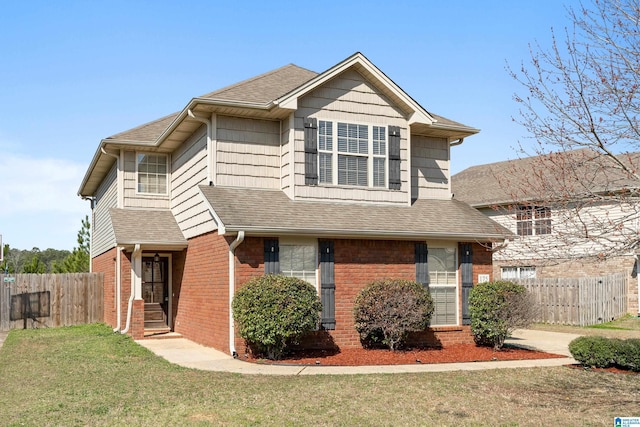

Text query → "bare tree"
[502,0,640,261]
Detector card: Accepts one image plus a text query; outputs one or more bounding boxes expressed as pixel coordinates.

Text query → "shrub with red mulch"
[245,344,565,366]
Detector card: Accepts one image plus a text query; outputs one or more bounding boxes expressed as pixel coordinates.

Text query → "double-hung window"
[279,240,317,288]
[516,205,551,236]
[428,247,458,326]
[318,120,387,188]
[137,154,168,195]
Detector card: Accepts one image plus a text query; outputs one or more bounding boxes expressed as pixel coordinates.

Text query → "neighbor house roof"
[198,186,511,241]
[109,208,187,249]
[452,149,640,207]
[79,52,479,197]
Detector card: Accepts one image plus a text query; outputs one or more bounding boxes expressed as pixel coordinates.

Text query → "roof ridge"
[200,63,318,100]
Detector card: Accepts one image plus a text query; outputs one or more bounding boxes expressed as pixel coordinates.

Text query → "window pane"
[430,286,456,325]
[319,153,332,183]
[319,120,333,151]
[373,126,386,155]
[338,155,368,186]
[280,245,316,287]
[373,157,385,187]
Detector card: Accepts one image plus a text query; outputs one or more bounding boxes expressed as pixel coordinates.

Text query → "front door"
[142,256,169,328]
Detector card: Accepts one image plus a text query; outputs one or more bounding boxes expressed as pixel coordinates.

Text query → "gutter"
[228,231,245,357]
[450,138,464,147]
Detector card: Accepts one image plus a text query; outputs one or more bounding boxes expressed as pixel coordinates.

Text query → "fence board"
[514,273,627,326]
[0,273,103,331]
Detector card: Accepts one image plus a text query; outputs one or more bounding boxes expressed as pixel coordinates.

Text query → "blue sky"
[0,0,576,251]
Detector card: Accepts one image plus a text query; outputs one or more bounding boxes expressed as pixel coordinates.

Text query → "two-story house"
[452,149,640,316]
[78,53,509,356]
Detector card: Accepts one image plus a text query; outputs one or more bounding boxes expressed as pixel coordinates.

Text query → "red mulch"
[244,344,565,366]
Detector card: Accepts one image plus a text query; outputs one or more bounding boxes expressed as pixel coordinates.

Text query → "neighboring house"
[452,149,640,315]
[78,52,509,355]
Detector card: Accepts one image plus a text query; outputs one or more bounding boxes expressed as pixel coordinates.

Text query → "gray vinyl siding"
[171,125,216,239]
[293,68,408,204]
[122,151,170,209]
[216,115,281,189]
[92,162,117,257]
[411,135,450,200]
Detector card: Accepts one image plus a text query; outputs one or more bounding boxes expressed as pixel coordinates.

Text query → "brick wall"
[93,249,116,327]
[173,231,230,351]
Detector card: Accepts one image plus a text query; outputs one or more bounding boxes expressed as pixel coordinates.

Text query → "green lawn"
[0,324,638,426]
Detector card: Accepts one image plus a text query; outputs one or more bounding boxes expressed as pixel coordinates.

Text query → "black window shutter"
[319,240,335,330]
[415,242,429,288]
[264,239,280,274]
[388,126,401,190]
[304,118,318,185]
[460,243,473,325]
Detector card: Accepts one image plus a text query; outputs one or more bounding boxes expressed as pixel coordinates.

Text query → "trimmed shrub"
[469,281,536,350]
[614,338,640,372]
[353,279,434,351]
[232,274,322,360]
[568,336,617,368]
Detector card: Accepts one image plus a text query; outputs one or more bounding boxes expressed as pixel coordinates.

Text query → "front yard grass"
[532,314,640,339]
[0,323,638,426]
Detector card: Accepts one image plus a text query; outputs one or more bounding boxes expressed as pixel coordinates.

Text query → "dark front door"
[142,256,169,328]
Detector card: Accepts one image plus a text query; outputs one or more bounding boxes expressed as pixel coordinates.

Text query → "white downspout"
[121,244,141,334]
[636,254,640,317]
[187,110,214,186]
[113,247,122,332]
[228,231,245,357]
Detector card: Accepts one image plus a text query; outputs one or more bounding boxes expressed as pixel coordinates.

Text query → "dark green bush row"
[353,279,434,351]
[569,336,640,371]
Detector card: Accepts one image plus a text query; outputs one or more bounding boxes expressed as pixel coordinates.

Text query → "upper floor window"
[137,154,168,194]
[318,120,387,188]
[516,206,551,236]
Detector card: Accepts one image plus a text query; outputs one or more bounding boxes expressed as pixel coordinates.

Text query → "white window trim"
[278,237,319,291]
[428,245,459,327]
[318,120,388,189]
[135,152,169,196]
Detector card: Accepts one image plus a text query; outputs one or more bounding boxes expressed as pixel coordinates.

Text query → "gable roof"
[109,208,187,249]
[198,185,510,241]
[80,52,479,196]
[452,149,640,207]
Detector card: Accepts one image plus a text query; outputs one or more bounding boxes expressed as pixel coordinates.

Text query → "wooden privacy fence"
[512,273,627,326]
[0,273,103,331]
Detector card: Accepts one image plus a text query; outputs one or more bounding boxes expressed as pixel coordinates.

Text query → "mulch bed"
[244,344,565,366]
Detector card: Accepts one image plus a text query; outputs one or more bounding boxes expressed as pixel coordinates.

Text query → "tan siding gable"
[293,69,408,204]
[171,125,215,239]
[93,163,117,256]
[216,115,280,189]
[411,135,451,200]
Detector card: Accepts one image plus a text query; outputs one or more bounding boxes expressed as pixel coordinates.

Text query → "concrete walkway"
[136,329,579,376]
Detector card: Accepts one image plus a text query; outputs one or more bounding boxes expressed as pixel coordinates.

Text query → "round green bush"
[568,336,617,368]
[469,280,533,350]
[614,338,640,372]
[232,274,322,360]
[353,279,434,351]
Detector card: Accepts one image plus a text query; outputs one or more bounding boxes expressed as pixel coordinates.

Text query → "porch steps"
[144,303,169,332]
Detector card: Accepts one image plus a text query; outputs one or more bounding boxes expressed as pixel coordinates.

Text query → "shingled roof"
[199,186,510,240]
[452,149,640,207]
[109,208,187,248]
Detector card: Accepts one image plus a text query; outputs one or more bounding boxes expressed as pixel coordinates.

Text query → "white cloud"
[0,152,89,250]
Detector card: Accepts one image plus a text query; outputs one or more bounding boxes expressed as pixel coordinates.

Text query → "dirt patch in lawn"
[245,344,565,366]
